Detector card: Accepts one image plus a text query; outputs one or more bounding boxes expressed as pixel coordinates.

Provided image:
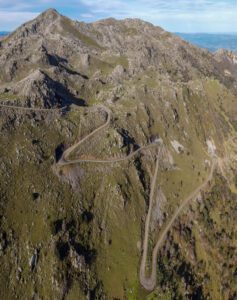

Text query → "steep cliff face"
[0,9,236,300]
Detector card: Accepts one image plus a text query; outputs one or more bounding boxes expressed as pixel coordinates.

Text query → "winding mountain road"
[58,105,112,165]
[139,157,217,291]
[57,105,160,166]
[54,106,217,291]
[56,104,217,291]
[1,102,217,291]
[139,156,160,291]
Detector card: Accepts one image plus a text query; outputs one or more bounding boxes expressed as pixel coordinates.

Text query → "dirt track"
[57,104,217,291]
[139,158,217,291]
[3,102,216,291]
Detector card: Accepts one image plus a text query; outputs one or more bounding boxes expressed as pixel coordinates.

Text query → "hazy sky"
[1,0,237,33]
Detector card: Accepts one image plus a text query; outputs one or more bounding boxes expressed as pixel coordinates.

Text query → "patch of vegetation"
[155,173,237,299]
[122,27,138,36]
[105,55,129,69]
[60,17,103,49]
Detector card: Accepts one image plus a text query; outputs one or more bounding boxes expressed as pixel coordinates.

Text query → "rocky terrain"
[0,8,236,300]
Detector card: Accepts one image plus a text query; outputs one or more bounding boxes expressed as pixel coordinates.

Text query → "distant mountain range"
[0,31,9,36]
[176,33,237,52]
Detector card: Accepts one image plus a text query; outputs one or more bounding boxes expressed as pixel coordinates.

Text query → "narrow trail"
[58,143,159,166]
[58,105,112,165]
[57,105,160,166]
[139,155,160,291]
[0,103,66,112]
[139,158,217,291]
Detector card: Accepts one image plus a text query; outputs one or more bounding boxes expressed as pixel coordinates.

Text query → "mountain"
[0,9,236,300]
[176,32,237,52]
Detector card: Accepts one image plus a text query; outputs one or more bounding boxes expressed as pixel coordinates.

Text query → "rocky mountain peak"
[29,8,61,26]
[41,8,60,18]
[6,8,61,41]
[0,9,237,107]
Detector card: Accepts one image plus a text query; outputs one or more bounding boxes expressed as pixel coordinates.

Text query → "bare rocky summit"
[1,9,237,107]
